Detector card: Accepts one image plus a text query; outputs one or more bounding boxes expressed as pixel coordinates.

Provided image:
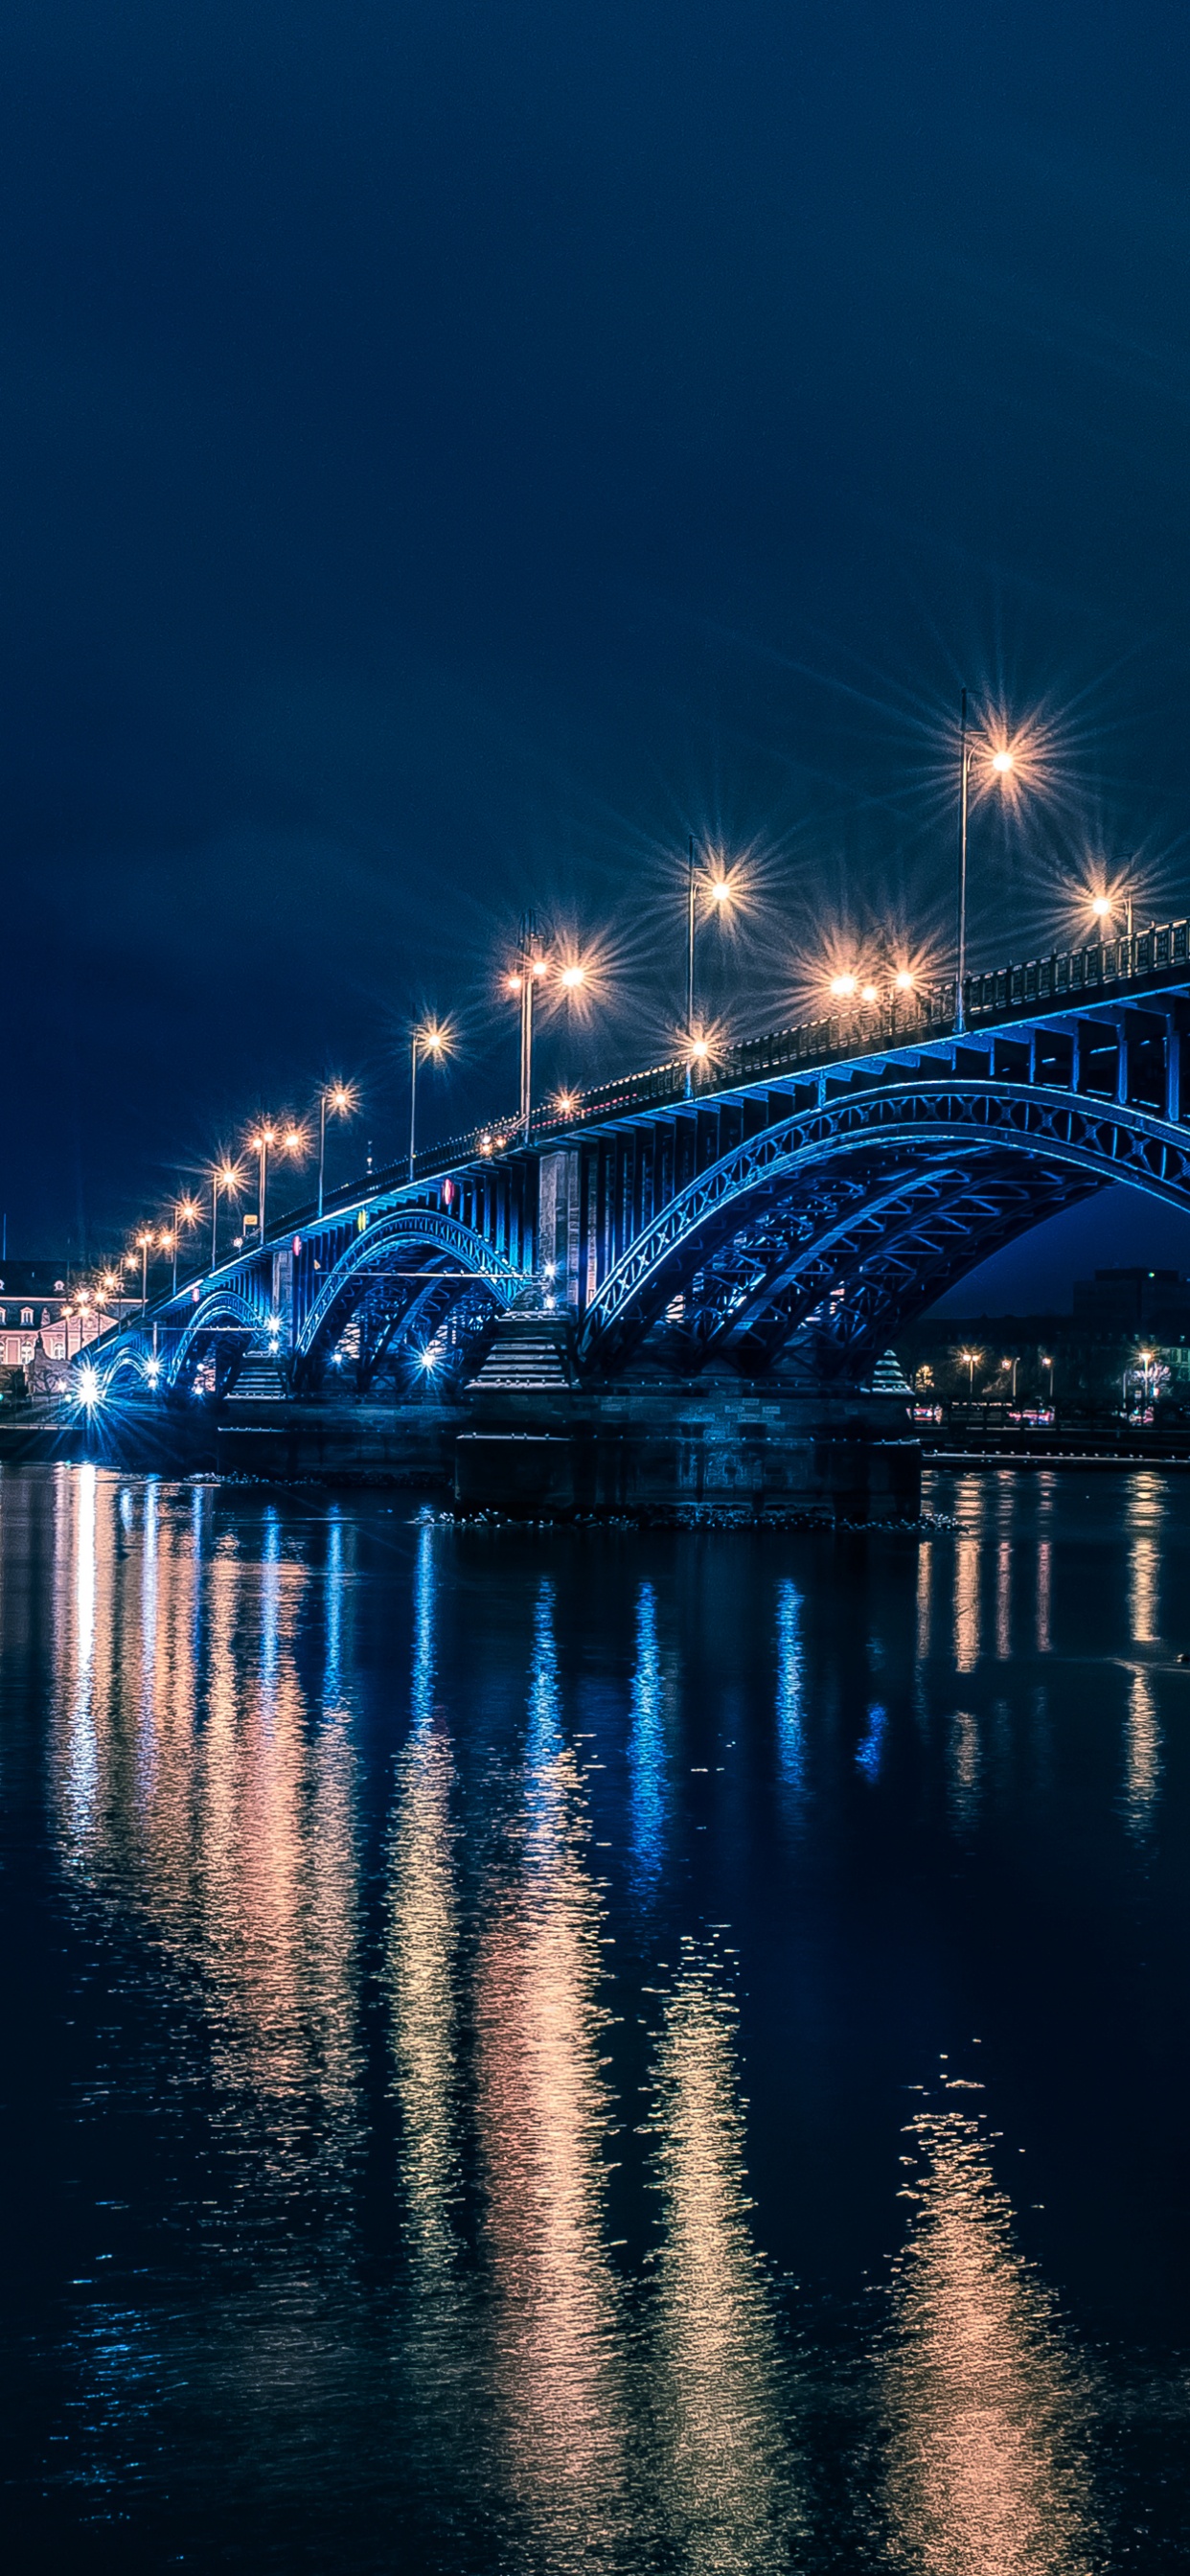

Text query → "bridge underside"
[618,1146,1102,1380]
[579,1081,1190,1380]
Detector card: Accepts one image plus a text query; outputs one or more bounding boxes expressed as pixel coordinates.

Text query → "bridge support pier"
[453,1323,920,1518]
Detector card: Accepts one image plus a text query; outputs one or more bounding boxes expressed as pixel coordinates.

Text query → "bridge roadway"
[87,916,1190,1403]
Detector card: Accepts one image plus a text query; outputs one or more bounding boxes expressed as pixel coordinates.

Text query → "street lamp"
[999,1352,1019,1403]
[247,1122,304,1246]
[317,1084,356,1218]
[505,928,587,1140]
[167,1197,201,1295]
[135,1229,155,1319]
[1090,886,1134,946]
[210,1162,242,1270]
[956,690,1016,1033]
[1041,1351,1054,1406]
[959,1346,981,1403]
[408,1025,450,1181]
[684,840,736,1096]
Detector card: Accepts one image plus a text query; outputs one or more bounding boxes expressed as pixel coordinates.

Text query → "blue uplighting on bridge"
[78,917,1190,1400]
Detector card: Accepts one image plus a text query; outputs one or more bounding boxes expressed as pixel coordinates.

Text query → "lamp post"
[1090,888,1134,947]
[1041,1351,1054,1407]
[956,689,1015,1033]
[505,930,585,1140]
[135,1229,154,1319]
[318,1085,355,1218]
[684,840,735,1096]
[210,1162,240,1270]
[408,1028,448,1181]
[247,1123,303,1246]
[959,1346,981,1404]
[249,1125,276,1243]
[168,1197,200,1295]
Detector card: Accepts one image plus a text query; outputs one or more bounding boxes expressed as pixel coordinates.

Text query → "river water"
[3,1462,1189,2571]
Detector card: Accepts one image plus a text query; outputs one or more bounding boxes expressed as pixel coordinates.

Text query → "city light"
[144,1355,162,1387]
[554,1090,578,1117]
[76,1364,102,1412]
[830,974,858,1000]
[894,969,914,993]
[503,932,592,1139]
[316,1083,357,1217]
[409,1021,453,1180]
[957,692,1022,1030]
[859,982,879,1004]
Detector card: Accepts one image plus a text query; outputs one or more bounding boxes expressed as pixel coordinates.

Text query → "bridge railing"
[267,916,1190,1225]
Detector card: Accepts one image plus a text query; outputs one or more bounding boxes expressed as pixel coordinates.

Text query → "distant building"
[1070,1267,1190,1336]
[0,1263,114,1372]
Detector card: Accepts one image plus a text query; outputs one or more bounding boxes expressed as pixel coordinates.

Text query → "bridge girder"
[293,1206,521,1387]
[167,1287,263,1392]
[579,1080,1190,1375]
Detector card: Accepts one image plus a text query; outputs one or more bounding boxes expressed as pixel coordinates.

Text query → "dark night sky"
[8,0,1190,1306]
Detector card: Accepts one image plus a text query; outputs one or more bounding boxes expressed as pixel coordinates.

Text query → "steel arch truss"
[579,1081,1190,1374]
[295,1207,520,1388]
[167,1287,263,1392]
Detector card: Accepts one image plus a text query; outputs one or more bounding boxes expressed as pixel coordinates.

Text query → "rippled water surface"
[4,1463,1190,2570]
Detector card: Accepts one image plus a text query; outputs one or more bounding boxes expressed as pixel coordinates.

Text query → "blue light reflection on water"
[3,1466,1190,2569]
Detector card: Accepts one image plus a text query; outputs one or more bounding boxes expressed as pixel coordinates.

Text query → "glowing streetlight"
[134,1228,155,1318]
[1041,1351,1054,1405]
[684,840,737,1096]
[409,1024,450,1182]
[246,1122,305,1246]
[315,1083,356,1219]
[959,1345,981,1402]
[894,969,915,994]
[210,1161,242,1269]
[830,973,858,1000]
[956,691,1017,1031]
[167,1195,201,1296]
[505,927,589,1140]
[1089,886,1134,945]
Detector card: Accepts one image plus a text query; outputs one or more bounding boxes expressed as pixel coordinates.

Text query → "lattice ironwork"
[579,1081,1190,1371]
[296,1207,520,1364]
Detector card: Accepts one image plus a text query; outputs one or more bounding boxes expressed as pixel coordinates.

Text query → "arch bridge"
[88,918,1190,1398]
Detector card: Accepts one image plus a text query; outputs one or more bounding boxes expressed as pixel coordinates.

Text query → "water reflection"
[387,1515,460,2269]
[1126,1476,1165,1645]
[473,1583,629,2563]
[648,1941,798,2570]
[885,2092,1097,2575]
[775,1578,805,1792]
[629,1580,667,1891]
[50,1474,364,2202]
[1123,1667,1161,1840]
[948,1712,980,1832]
[952,1539,981,1675]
